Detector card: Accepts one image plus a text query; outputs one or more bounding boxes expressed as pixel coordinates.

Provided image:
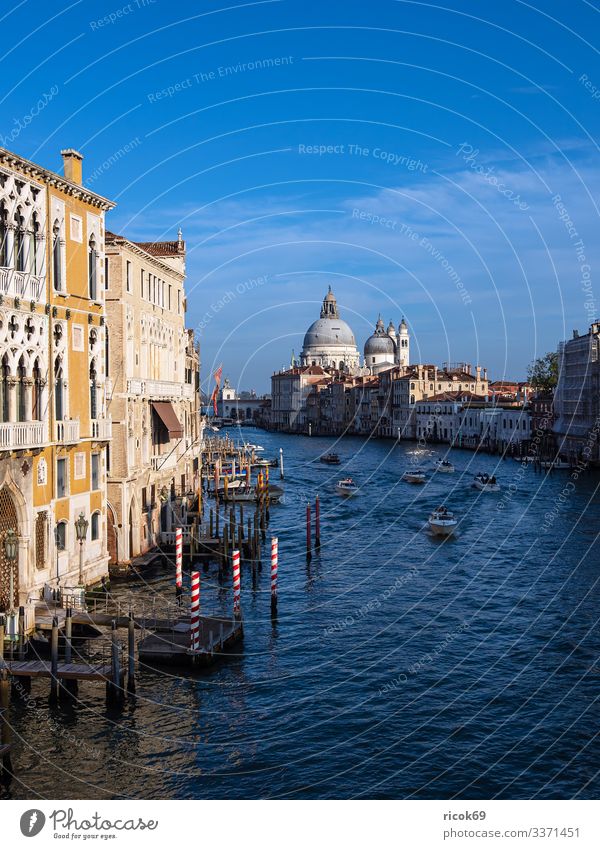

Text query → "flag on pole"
[211,365,223,415]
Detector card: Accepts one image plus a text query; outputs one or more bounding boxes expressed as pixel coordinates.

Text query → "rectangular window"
[74,452,85,479]
[142,486,148,511]
[151,484,156,506]
[91,453,100,490]
[104,256,109,290]
[168,285,172,310]
[140,269,144,298]
[56,458,67,498]
[91,512,100,541]
[126,260,132,292]
[89,246,97,300]
[177,290,181,314]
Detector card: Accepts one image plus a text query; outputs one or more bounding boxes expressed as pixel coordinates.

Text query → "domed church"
[364,316,410,374]
[300,287,361,372]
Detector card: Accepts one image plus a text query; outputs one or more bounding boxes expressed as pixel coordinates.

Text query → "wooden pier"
[0,658,114,682]
[138,614,243,667]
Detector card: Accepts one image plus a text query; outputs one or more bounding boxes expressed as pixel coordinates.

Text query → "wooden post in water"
[279,447,284,479]
[17,606,25,661]
[209,508,214,539]
[315,495,321,550]
[239,505,244,539]
[50,616,59,702]
[110,620,122,705]
[265,466,270,522]
[0,615,4,663]
[64,607,73,664]
[0,668,11,777]
[306,503,312,563]
[127,611,136,693]
[270,536,278,615]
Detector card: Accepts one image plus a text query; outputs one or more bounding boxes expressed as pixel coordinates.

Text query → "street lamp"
[4,528,18,613]
[74,512,89,587]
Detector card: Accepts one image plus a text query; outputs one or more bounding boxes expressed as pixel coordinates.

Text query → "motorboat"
[473,472,500,492]
[402,469,427,484]
[540,458,572,470]
[433,459,455,473]
[428,506,458,537]
[336,478,359,495]
[320,453,341,465]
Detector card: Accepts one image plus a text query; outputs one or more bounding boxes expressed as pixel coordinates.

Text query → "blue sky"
[4,0,600,392]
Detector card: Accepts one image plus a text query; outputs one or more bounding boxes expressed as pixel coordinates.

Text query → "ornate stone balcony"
[91,417,112,441]
[127,378,187,399]
[0,268,45,303]
[55,419,80,444]
[0,420,45,450]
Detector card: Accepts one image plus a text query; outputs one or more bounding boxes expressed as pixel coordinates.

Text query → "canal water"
[3,428,600,800]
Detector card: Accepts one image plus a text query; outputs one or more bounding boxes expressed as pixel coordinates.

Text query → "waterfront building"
[269,364,332,432]
[216,378,271,423]
[299,287,361,372]
[0,146,115,625]
[553,321,600,464]
[104,230,202,566]
[363,316,410,374]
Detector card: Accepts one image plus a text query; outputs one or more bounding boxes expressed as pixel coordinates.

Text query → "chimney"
[476,365,481,381]
[61,148,83,184]
[483,367,488,380]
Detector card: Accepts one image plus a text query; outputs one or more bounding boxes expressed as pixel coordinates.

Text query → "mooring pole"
[17,606,25,661]
[315,495,321,549]
[127,611,136,693]
[270,536,278,615]
[64,607,73,664]
[0,668,12,776]
[50,616,59,703]
[279,447,284,479]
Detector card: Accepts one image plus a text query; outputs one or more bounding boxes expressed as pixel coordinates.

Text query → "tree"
[527,351,559,393]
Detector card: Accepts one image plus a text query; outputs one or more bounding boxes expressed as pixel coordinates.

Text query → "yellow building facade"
[0,147,114,630]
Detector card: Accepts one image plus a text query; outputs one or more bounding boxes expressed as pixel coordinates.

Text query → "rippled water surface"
[4,429,600,800]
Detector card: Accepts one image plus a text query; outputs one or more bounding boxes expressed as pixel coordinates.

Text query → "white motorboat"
[540,458,571,470]
[244,443,264,452]
[336,478,359,495]
[472,472,500,492]
[428,506,458,537]
[433,459,455,473]
[402,469,427,484]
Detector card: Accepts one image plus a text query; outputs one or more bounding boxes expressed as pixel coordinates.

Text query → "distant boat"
[209,425,220,432]
[336,478,358,495]
[433,459,455,473]
[473,472,500,492]
[540,458,572,470]
[428,506,458,537]
[320,453,341,465]
[402,469,427,484]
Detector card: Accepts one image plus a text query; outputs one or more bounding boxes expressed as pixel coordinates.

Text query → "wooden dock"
[138,614,243,667]
[0,658,114,682]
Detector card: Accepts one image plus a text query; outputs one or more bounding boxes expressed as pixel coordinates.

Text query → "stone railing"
[127,378,188,399]
[0,420,45,450]
[91,417,112,440]
[0,268,45,302]
[56,419,80,444]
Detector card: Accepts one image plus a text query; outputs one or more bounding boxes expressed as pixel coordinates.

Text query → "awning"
[151,401,183,439]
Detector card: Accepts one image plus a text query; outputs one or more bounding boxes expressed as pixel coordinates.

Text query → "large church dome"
[303,317,356,349]
[299,287,360,373]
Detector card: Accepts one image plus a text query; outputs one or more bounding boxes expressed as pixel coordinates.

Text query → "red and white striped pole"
[232,549,241,616]
[270,536,278,612]
[175,526,183,590]
[190,571,200,653]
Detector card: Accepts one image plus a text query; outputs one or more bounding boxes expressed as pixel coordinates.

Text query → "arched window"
[55,521,67,551]
[91,511,100,541]
[29,213,39,275]
[32,358,42,420]
[0,354,9,422]
[0,203,7,267]
[16,355,26,422]
[88,235,98,300]
[52,220,62,291]
[89,359,97,420]
[14,208,25,272]
[54,357,64,422]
